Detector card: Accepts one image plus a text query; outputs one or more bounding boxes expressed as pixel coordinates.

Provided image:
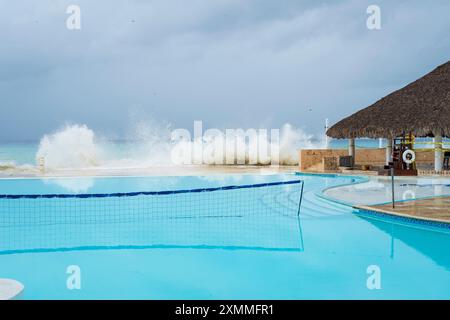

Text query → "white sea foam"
[279,123,324,165]
[172,123,325,166]
[36,124,101,169]
[33,121,325,171]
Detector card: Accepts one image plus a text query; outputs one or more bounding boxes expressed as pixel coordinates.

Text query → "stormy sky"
[0,0,449,141]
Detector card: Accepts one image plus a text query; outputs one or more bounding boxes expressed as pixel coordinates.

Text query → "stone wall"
[299,149,347,172]
[299,148,436,172]
[322,156,338,171]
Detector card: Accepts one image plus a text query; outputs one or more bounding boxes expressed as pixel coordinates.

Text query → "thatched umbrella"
[326,61,450,170]
[327,61,450,139]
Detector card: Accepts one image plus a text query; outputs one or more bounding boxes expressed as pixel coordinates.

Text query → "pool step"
[260,188,351,219]
[300,191,350,215]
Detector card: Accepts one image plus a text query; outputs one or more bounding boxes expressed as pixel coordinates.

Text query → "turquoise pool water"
[0,173,449,299]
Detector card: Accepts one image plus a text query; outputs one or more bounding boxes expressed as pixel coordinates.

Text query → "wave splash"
[36,124,100,169]
[32,122,325,171]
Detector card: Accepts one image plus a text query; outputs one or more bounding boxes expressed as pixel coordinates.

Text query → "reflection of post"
[296,214,305,253]
[390,225,395,259]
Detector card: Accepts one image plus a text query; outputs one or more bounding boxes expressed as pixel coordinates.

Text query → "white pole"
[434,134,443,172]
[379,138,384,149]
[325,118,330,149]
[349,138,355,166]
[38,156,45,173]
[386,139,392,166]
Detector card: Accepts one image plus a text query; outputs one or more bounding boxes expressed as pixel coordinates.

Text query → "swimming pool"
[0,173,449,299]
[324,176,450,206]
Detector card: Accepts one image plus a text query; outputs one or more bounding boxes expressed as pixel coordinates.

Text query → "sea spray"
[33,121,324,170]
[121,117,174,166]
[171,122,325,166]
[279,123,326,165]
[36,124,101,169]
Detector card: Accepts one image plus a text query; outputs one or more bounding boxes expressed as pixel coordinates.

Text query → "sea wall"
[299,148,435,172]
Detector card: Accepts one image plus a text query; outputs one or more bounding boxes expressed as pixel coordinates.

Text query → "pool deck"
[356,196,450,224]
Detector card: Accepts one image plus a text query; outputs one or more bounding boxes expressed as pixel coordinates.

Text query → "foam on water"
[26,122,325,171]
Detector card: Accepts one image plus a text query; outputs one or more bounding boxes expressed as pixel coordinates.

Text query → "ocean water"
[1,136,447,171]
[0,143,38,166]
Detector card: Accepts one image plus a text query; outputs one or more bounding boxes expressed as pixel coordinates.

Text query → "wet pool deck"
[356,196,450,224]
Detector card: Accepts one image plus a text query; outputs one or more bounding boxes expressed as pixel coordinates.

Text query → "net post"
[297,181,304,216]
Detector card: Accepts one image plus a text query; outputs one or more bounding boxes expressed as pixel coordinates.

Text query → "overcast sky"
[0,0,449,141]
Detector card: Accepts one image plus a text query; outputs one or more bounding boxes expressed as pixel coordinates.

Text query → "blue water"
[0,143,38,165]
[0,173,449,299]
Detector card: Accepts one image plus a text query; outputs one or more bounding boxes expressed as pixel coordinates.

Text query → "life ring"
[402,150,416,164]
[402,190,416,201]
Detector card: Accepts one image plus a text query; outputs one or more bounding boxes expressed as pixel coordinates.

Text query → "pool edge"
[354,205,450,229]
[303,172,450,230]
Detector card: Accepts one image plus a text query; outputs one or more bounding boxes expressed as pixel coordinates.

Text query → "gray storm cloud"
[0,0,449,141]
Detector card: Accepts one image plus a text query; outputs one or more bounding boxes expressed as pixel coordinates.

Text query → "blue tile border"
[297,171,450,231]
[355,208,450,230]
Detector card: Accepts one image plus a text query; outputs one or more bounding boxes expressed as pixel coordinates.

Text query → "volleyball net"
[0,180,304,254]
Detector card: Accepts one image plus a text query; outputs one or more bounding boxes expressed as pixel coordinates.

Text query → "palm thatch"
[327,61,450,139]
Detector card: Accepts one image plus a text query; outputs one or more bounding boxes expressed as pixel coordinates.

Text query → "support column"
[386,138,392,166]
[349,138,355,167]
[324,119,330,149]
[434,134,443,172]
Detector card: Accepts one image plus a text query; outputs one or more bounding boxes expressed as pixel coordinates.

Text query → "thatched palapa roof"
[327,61,450,139]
